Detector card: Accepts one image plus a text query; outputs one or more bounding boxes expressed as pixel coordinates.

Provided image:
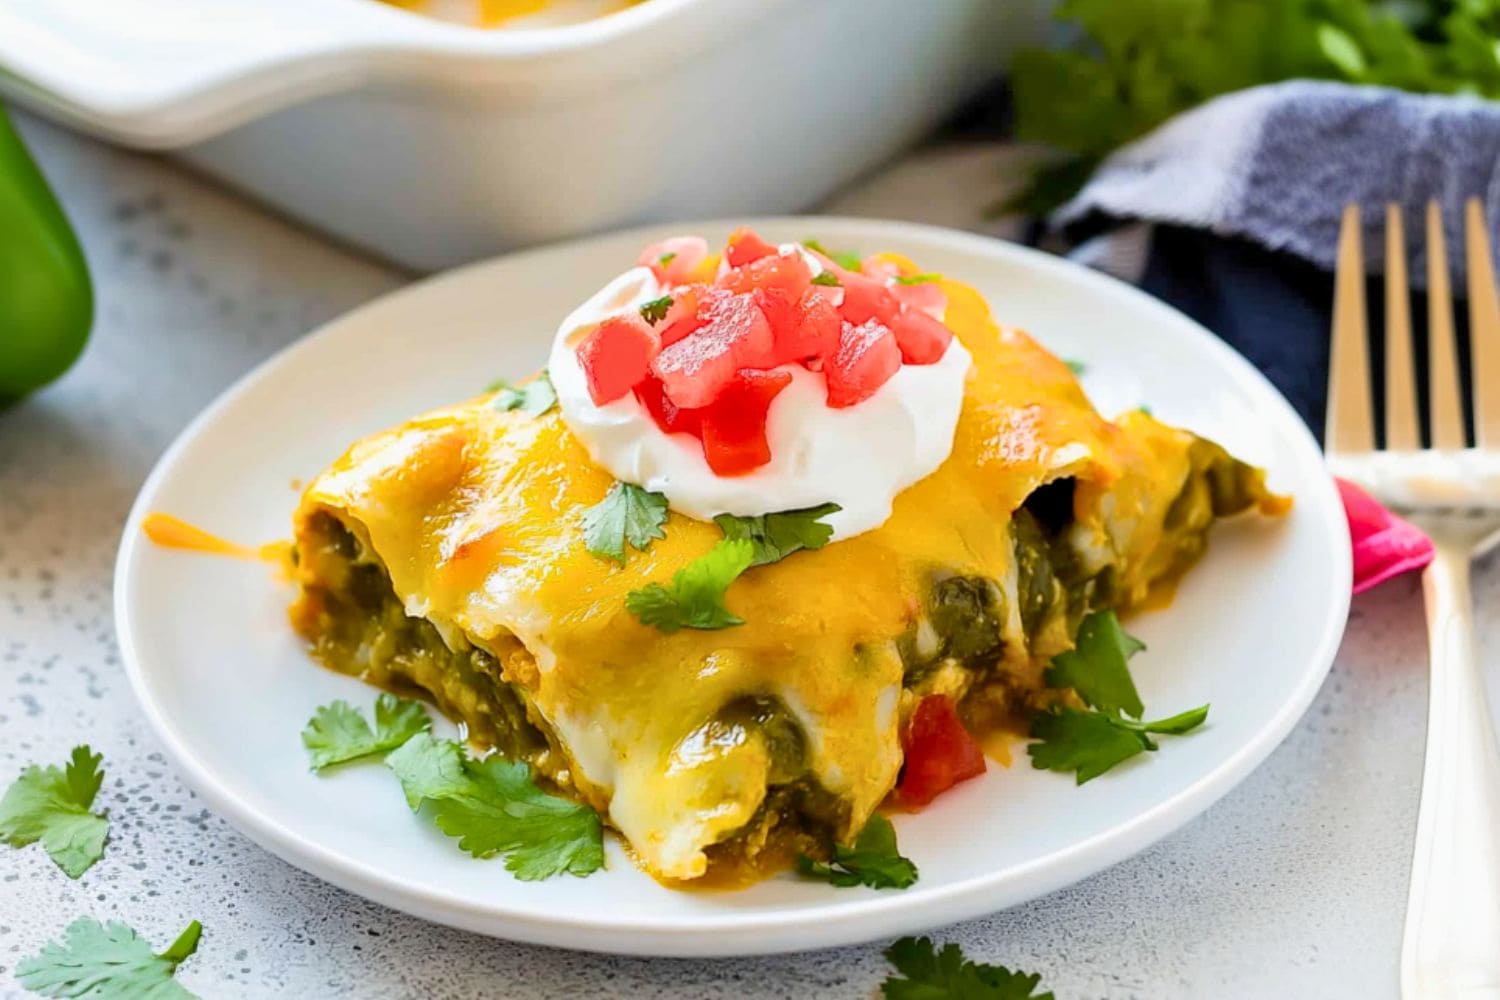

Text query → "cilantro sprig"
[0,745,109,878]
[713,503,840,567]
[797,814,917,890]
[1044,610,1146,718]
[386,733,604,880]
[491,371,557,417]
[1026,611,1209,784]
[625,538,754,632]
[882,936,1053,999]
[299,696,605,880]
[639,295,674,324]
[581,482,669,565]
[893,273,940,286]
[17,918,203,999]
[1029,705,1211,784]
[810,271,841,287]
[301,694,430,771]
[625,504,841,631]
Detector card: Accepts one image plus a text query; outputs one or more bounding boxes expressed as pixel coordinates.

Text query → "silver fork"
[1327,200,1500,998]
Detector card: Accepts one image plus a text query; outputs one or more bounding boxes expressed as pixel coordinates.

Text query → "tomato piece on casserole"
[897,694,986,807]
[698,368,792,475]
[724,227,779,268]
[652,290,774,408]
[577,313,660,405]
[825,318,901,408]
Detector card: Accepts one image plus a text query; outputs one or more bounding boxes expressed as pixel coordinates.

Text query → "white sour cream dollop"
[547,250,972,542]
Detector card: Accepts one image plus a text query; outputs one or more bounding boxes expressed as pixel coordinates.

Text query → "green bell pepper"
[0,103,92,403]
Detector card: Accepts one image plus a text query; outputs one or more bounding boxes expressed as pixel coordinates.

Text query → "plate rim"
[114,215,1352,957]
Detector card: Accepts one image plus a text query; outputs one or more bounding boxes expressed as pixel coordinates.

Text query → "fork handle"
[1402,542,1500,999]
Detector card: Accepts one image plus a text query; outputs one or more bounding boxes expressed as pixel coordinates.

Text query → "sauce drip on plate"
[142,512,292,569]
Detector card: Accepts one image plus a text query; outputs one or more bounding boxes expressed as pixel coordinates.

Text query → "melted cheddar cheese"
[290,277,1282,881]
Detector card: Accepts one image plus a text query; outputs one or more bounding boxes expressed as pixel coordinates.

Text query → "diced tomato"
[752,287,799,355]
[657,285,708,347]
[794,291,842,361]
[634,375,701,437]
[895,694,986,808]
[803,245,838,272]
[889,308,953,365]
[638,236,708,285]
[628,237,954,471]
[803,279,844,310]
[752,286,844,366]
[718,251,813,301]
[697,368,792,475]
[836,269,900,326]
[576,313,660,405]
[860,255,902,280]
[653,331,738,410]
[652,290,773,408]
[892,279,947,319]
[724,228,778,268]
[825,319,900,408]
[708,288,779,370]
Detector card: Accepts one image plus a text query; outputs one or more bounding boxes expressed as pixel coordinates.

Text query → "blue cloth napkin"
[1059,80,1500,287]
[1044,80,1500,441]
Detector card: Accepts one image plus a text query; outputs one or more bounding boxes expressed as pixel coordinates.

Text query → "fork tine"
[1465,197,1500,447]
[1385,204,1419,450]
[1327,203,1374,455]
[1427,201,1466,449]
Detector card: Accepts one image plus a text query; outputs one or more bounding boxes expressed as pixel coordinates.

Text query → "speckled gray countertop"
[1,110,1489,999]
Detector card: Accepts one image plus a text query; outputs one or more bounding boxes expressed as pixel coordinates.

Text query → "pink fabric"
[1337,477,1434,594]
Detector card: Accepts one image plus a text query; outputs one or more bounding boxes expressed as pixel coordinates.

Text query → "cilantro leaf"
[386,731,471,810]
[431,756,605,880]
[1043,610,1145,719]
[810,271,841,287]
[1027,708,1154,784]
[1064,358,1086,375]
[581,482,669,565]
[796,814,917,890]
[625,538,754,632]
[1143,704,1211,735]
[386,733,604,879]
[713,503,840,567]
[657,251,677,266]
[882,936,1053,1000]
[16,918,203,999]
[893,273,940,286]
[802,239,863,271]
[639,295,673,324]
[301,694,430,771]
[493,371,557,417]
[1029,611,1209,783]
[1027,704,1210,784]
[0,746,109,878]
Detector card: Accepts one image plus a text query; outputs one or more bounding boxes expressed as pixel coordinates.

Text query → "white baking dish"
[0,0,1047,270]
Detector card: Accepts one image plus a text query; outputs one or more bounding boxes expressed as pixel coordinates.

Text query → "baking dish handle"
[0,0,437,148]
[0,0,757,150]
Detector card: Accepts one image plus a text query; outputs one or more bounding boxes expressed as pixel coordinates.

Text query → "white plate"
[115,218,1351,957]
